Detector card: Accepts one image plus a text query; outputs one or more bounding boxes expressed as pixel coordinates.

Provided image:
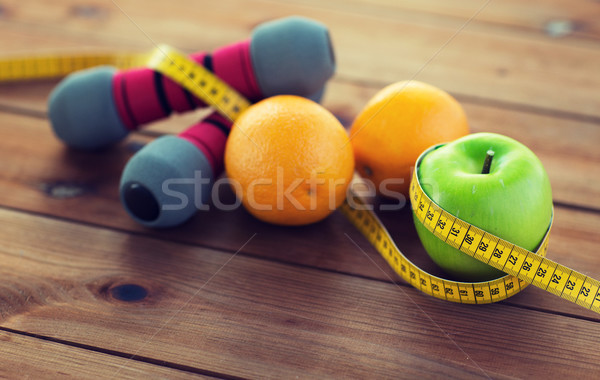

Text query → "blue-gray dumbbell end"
[251,16,336,101]
[48,66,129,150]
[119,135,214,228]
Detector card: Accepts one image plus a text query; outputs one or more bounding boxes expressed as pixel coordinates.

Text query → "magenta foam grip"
[112,40,261,130]
[178,113,230,176]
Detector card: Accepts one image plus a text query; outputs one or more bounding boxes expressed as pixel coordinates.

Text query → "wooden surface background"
[1,0,599,378]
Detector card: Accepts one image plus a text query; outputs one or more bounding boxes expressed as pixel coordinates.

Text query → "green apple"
[413,132,553,282]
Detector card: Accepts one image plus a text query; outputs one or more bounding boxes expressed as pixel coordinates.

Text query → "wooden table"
[1,1,599,378]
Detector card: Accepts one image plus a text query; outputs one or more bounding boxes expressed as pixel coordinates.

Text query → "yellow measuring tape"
[0,51,148,81]
[408,154,600,312]
[339,187,538,305]
[2,47,599,315]
[0,45,249,122]
[341,149,600,314]
[146,45,250,121]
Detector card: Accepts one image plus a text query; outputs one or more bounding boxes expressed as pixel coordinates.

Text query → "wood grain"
[0,329,214,379]
[0,0,599,118]
[1,1,599,377]
[1,207,599,379]
[0,110,598,320]
[298,0,600,40]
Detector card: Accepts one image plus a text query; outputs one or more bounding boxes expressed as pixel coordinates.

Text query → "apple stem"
[481,150,495,174]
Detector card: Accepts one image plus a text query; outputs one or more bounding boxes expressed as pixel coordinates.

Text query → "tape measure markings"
[0,46,246,122]
[0,53,149,82]
[146,45,250,122]
[2,47,599,315]
[339,195,527,305]
[410,151,600,313]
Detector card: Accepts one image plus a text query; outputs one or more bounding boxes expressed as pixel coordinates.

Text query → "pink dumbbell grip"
[112,39,261,130]
[178,112,231,175]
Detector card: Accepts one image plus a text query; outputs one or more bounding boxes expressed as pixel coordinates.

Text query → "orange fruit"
[225,95,355,226]
[349,80,470,197]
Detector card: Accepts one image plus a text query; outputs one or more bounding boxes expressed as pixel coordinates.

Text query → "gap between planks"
[0,326,226,379]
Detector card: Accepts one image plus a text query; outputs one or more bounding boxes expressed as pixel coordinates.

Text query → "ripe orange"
[349,80,470,197]
[225,95,355,226]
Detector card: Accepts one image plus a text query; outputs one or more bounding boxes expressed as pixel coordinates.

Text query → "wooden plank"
[0,2,597,377]
[296,0,600,40]
[0,110,598,319]
[3,0,599,46]
[0,329,214,379]
[1,207,600,378]
[0,0,599,118]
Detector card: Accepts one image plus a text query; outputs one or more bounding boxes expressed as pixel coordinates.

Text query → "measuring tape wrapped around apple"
[342,136,553,304]
[2,35,598,315]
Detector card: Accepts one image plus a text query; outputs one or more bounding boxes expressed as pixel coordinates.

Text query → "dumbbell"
[119,17,335,228]
[48,16,335,150]
[120,112,230,226]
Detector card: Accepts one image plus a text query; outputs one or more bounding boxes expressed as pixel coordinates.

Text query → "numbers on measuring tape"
[404,148,600,315]
[340,148,599,314]
[464,233,474,245]
[340,190,517,306]
[552,274,561,283]
[536,267,547,278]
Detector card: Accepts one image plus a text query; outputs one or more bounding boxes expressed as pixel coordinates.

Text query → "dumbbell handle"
[179,112,231,176]
[113,40,261,130]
